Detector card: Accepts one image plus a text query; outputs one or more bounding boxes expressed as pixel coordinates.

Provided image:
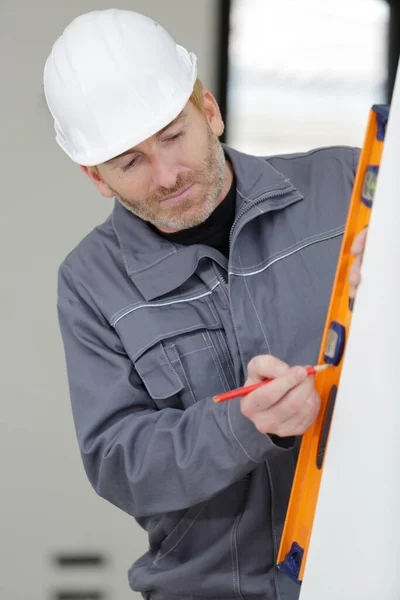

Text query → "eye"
[122,156,140,172]
[164,131,184,143]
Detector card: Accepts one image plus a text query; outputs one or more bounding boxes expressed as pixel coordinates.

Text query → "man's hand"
[349,227,368,299]
[241,355,320,437]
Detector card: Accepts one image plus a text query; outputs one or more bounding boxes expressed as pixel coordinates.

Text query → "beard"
[112,126,226,231]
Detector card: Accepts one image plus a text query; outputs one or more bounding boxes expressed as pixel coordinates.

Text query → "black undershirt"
[154,175,237,257]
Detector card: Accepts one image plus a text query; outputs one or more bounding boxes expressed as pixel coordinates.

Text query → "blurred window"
[226,0,389,154]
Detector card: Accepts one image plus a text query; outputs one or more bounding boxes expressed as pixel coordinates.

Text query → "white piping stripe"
[229,229,344,278]
[112,281,220,326]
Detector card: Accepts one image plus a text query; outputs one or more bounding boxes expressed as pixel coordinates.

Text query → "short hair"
[189,77,205,112]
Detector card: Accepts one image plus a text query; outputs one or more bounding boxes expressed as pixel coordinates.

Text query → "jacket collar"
[112,145,303,301]
[226,145,293,203]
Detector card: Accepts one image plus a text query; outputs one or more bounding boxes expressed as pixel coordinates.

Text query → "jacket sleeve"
[57,265,290,519]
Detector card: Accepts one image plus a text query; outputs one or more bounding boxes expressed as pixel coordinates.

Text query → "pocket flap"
[135,343,184,400]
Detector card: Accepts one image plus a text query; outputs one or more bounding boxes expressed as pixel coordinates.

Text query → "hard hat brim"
[75,87,196,167]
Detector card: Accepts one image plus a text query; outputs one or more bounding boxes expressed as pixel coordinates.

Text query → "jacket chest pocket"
[113,294,236,409]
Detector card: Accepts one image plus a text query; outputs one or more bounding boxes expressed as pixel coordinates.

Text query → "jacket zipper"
[214,186,295,308]
[229,186,295,252]
[213,263,228,294]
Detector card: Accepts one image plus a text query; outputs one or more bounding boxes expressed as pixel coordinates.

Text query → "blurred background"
[0,0,398,598]
[227,0,389,154]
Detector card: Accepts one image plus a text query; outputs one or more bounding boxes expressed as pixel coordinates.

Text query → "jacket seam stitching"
[237,244,272,355]
[206,294,220,323]
[229,228,344,278]
[246,225,343,271]
[111,285,208,323]
[126,250,178,275]
[216,330,236,386]
[235,188,288,205]
[227,402,258,464]
[153,502,208,564]
[173,351,197,405]
[110,280,219,325]
[111,283,220,327]
[231,512,245,600]
[127,242,221,276]
[131,325,218,362]
[169,347,209,360]
[231,225,344,274]
[140,344,183,399]
[264,145,356,162]
[236,180,292,203]
[266,461,281,600]
[202,332,229,391]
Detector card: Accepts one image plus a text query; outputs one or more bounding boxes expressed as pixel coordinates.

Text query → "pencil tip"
[314,363,331,373]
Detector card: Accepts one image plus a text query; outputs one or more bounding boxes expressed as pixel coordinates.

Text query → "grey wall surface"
[0,2,220,598]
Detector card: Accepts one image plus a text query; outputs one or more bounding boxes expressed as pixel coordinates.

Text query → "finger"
[349,283,357,300]
[254,384,320,436]
[262,375,315,427]
[348,255,362,291]
[241,366,307,418]
[245,354,289,386]
[269,390,321,437]
[350,227,368,255]
[349,255,362,298]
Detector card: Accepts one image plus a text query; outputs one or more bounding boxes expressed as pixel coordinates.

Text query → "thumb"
[245,354,289,385]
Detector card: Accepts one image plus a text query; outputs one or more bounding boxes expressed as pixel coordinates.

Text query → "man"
[44,8,366,600]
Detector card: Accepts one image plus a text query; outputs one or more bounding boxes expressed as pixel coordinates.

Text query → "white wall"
[0,2,220,598]
[300,75,400,600]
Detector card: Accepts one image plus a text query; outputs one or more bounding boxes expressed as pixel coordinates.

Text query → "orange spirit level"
[276,105,389,584]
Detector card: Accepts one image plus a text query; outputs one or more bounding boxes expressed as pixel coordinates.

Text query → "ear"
[80,165,115,198]
[202,89,225,138]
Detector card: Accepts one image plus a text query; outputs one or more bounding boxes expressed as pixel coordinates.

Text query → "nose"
[150,154,178,191]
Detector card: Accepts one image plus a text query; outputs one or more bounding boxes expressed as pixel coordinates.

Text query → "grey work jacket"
[57,144,359,600]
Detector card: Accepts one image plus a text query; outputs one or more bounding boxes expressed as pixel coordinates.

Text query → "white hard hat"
[43,9,198,166]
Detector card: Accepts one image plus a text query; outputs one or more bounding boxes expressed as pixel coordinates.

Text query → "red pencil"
[213,364,331,403]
